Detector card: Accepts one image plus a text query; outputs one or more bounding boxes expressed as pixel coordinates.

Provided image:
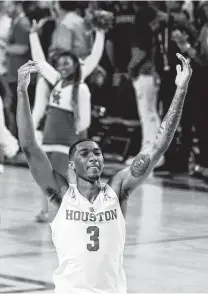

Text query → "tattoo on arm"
[128,89,187,179]
[130,153,151,178]
[155,87,187,151]
[46,187,61,206]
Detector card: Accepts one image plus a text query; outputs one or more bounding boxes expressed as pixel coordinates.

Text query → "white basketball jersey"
[50,183,127,294]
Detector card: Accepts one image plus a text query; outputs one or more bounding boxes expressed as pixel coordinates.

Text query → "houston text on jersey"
[66,209,117,222]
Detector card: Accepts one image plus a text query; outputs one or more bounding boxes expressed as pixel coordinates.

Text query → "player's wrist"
[17,85,28,92]
[176,84,188,91]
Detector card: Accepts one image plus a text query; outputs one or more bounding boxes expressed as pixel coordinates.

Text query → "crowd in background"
[1,0,208,181]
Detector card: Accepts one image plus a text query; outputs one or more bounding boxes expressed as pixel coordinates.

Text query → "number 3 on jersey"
[87,226,99,251]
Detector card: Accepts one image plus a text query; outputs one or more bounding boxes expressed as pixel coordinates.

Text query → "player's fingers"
[19,64,41,74]
[18,66,31,73]
[32,19,37,26]
[29,66,41,74]
[186,58,192,72]
[19,60,38,71]
[25,60,38,68]
[176,53,188,68]
[32,63,42,73]
[176,64,181,74]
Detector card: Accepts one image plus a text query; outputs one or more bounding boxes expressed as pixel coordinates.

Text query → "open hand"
[17,60,41,91]
[175,53,192,89]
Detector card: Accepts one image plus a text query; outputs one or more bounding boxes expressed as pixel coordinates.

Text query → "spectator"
[106,1,137,73]
[22,1,51,24]
[104,1,139,122]
[153,0,194,173]
[125,1,163,168]
[49,1,94,59]
[173,1,208,179]
[4,1,32,138]
[48,1,106,91]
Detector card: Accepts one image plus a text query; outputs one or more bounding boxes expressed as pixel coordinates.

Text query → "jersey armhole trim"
[104,183,126,224]
[49,183,72,227]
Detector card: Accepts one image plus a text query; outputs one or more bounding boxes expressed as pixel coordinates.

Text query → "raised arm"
[29,26,60,85]
[81,30,105,81]
[109,53,192,197]
[16,61,68,205]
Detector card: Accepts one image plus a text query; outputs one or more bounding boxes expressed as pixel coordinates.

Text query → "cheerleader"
[29,18,107,222]
[0,96,19,173]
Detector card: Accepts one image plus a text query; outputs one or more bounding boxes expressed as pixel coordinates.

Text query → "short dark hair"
[68,139,99,160]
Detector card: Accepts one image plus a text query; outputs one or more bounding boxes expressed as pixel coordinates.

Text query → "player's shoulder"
[101,182,116,195]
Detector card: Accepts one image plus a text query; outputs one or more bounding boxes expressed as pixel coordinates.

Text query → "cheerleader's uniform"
[42,80,91,155]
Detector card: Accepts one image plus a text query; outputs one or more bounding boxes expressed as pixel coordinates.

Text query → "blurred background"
[1,0,208,179]
[2,1,208,292]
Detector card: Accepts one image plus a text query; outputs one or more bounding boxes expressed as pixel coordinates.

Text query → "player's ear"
[68,161,75,170]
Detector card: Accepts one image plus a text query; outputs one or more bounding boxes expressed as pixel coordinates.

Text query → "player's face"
[56,56,76,79]
[73,142,104,181]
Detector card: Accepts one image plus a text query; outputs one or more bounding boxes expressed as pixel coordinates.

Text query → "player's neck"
[76,177,101,203]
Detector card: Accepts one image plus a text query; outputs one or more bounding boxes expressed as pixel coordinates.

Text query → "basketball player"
[16,54,192,294]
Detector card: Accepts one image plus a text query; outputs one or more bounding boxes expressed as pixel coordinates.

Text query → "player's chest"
[54,204,124,253]
[61,196,119,225]
[57,196,122,231]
